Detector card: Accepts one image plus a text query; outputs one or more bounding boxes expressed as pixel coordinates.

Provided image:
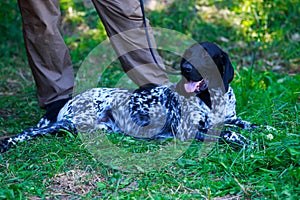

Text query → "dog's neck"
[196,90,211,109]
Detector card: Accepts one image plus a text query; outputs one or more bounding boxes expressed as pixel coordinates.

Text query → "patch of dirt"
[45,169,105,199]
[213,195,243,200]
[120,180,139,193]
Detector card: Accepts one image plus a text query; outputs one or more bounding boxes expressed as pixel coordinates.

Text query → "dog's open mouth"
[184,79,208,93]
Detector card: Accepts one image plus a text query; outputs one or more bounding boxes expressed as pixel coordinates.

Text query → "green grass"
[0,0,299,199]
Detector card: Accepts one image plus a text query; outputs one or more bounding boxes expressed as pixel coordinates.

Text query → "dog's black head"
[180,42,234,93]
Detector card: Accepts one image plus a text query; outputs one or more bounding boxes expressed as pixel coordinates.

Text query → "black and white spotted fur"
[0,42,257,153]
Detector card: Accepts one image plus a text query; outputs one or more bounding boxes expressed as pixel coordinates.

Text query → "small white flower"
[265,125,276,131]
[266,134,274,140]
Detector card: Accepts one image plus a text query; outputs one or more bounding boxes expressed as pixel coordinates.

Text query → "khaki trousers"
[18,0,169,108]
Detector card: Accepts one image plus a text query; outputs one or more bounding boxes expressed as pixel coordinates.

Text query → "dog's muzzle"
[184,79,209,93]
[181,62,209,93]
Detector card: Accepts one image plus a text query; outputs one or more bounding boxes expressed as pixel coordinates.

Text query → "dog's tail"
[0,120,76,153]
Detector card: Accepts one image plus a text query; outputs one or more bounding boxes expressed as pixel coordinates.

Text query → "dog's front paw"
[219,130,252,148]
[246,123,259,131]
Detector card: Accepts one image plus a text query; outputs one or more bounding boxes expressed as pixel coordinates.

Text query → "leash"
[139,0,181,75]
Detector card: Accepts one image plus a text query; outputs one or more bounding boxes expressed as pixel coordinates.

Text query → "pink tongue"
[184,81,201,93]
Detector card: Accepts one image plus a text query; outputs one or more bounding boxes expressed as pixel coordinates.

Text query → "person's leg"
[91,0,169,87]
[92,0,170,127]
[18,0,74,109]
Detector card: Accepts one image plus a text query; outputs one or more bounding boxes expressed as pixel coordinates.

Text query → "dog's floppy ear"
[221,51,234,92]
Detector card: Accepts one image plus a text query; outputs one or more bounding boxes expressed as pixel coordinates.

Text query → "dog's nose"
[182,62,193,73]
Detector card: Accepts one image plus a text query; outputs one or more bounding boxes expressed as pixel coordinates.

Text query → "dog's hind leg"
[0,120,76,153]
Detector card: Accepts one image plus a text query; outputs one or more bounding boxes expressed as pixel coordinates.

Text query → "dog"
[0,42,257,153]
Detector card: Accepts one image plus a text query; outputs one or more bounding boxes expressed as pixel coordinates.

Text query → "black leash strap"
[139,0,180,75]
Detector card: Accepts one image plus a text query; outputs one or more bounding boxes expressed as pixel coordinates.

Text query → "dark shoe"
[37,98,71,127]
